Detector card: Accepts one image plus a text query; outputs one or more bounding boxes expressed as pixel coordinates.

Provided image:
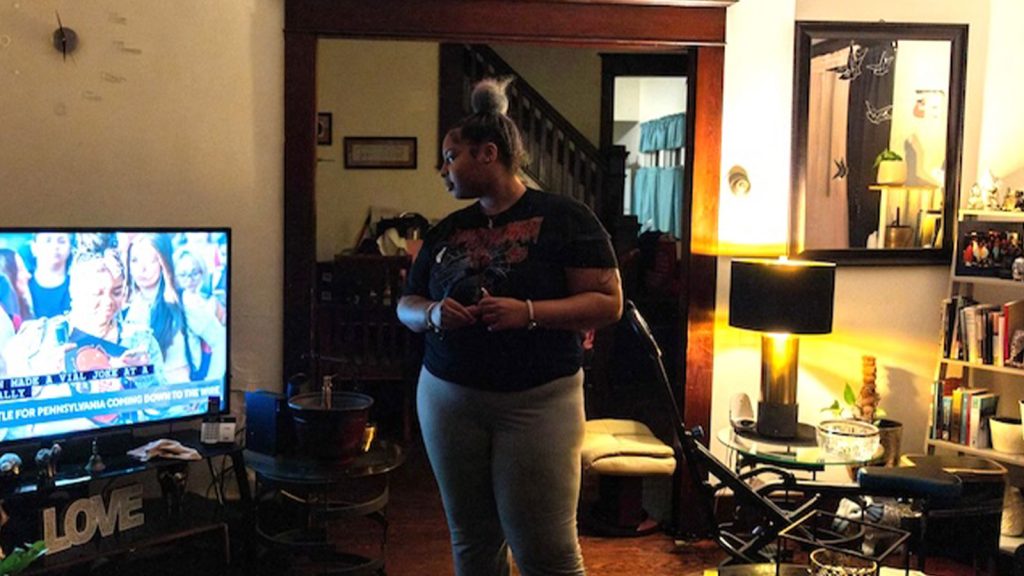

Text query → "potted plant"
[0,541,46,575]
[822,356,903,469]
[874,148,906,185]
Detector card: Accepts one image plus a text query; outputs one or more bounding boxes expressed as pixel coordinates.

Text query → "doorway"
[600,53,689,237]
[283,0,728,536]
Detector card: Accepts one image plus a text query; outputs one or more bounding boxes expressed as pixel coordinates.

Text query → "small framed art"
[344,137,417,169]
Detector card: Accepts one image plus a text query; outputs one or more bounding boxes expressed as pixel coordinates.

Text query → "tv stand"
[0,429,250,574]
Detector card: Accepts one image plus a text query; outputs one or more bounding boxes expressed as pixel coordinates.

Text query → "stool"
[858,454,1006,575]
[580,419,676,536]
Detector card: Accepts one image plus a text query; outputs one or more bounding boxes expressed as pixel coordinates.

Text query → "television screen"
[0,229,229,444]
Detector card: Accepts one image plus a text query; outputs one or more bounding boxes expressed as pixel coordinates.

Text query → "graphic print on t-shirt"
[435,216,542,304]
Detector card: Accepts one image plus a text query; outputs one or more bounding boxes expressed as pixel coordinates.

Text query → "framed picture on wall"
[344,137,417,169]
[317,113,332,146]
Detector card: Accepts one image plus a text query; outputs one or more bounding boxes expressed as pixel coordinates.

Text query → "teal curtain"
[632,168,657,232]
[639,113,686,153]
[656,166,684,237]
[631,166,683,238]
[631,112,686,238]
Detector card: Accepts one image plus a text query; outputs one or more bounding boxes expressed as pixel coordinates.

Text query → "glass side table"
[246,441,405,575]
[717,424,884,475]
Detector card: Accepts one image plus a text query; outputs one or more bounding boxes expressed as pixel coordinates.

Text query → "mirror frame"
[789,21,968,266]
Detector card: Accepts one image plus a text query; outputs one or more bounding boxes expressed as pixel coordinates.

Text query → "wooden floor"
[384,441,725,576]
[235,437,981,576]
[374,442,979,576]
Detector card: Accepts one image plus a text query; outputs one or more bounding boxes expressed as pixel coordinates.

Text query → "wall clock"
[0,4,143,115]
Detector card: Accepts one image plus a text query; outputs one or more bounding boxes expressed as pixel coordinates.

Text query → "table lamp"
[729,258,836,439]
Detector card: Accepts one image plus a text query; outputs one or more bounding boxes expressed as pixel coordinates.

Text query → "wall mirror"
[790,21,967,265]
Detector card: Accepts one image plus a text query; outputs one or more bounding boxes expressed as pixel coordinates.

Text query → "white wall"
[0,1,285,395]
[976,0,1024,186]
[714,0,1024,474]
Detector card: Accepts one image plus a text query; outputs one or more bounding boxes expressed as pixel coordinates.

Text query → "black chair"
[622,300,1003,572]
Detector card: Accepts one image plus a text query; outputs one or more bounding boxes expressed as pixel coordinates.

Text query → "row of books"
[940,296,1024,367]
[929,377,999,448]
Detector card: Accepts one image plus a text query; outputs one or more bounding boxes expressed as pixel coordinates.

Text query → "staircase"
[439,44,625,226]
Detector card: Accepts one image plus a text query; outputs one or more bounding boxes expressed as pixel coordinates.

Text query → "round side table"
[246,441,405,575]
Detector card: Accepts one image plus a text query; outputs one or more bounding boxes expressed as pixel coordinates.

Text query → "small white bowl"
[990,417,1024,454]
[816,419,880,461]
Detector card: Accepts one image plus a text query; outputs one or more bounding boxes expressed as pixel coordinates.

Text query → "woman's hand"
[433,297,478,331]
[476,289,529,331]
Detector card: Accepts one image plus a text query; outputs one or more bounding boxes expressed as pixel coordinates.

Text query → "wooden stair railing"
[439,44,625,227]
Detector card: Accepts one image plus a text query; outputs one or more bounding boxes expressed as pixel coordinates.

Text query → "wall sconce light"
[728,165,751,196]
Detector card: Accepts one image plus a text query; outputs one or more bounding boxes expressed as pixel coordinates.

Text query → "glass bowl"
[816,419,880,462]
[810,548,878,576]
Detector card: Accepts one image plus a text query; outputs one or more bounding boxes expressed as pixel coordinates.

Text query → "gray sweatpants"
[417,368,587,576]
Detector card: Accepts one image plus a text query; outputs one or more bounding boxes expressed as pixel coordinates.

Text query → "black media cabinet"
[0,430,250,574]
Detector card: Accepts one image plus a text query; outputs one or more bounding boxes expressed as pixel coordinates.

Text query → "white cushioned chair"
[581,418,677,535]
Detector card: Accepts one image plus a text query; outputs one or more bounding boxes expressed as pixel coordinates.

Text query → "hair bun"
[471,77,512,115]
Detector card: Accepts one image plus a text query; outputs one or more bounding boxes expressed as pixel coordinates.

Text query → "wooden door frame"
[599,52,691,151]
[283,0,726,537]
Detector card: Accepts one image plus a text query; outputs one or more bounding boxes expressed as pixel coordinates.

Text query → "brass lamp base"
[757,333,800,439]
[756,401,799,439]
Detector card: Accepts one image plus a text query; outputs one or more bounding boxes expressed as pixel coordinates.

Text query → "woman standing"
[398,78,622,576]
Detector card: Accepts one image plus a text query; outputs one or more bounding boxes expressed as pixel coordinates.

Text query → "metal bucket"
[288,391,374,463]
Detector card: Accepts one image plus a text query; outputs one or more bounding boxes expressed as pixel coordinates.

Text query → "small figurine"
[35,442,62,484]
[965,183,986,210]
[856,356,881,423]
[0,454,21,477]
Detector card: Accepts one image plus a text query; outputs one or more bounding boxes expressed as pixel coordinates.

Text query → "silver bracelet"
[525,299,538,331]
[425,301,441,333]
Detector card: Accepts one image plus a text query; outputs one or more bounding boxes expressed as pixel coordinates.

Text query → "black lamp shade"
[729,258,836,334]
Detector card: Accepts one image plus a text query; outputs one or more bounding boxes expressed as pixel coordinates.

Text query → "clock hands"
[52,10,78,61]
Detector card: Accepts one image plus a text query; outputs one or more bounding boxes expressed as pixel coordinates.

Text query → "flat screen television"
[0,228,230,446]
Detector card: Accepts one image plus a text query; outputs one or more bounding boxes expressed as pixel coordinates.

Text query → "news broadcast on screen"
[0,229,230,443]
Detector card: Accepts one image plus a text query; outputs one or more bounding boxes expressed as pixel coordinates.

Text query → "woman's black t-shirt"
[404,189,617,392]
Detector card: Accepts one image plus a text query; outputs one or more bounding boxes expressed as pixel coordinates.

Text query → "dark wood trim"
[283,31,318,379]
[599,53,691,148]
[285,0,728,383]
[437,44,468,172]
[286,0,726,47]
[674,45,722,538]
[598,52,690,222]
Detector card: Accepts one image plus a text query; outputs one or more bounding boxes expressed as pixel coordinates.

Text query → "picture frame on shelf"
[955,219,1024,279]
[344,137,417,170]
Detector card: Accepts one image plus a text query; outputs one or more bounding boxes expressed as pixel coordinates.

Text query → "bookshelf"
[940,357,1024,377]
[928,207,1024,461]
[930,208,1024,558]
